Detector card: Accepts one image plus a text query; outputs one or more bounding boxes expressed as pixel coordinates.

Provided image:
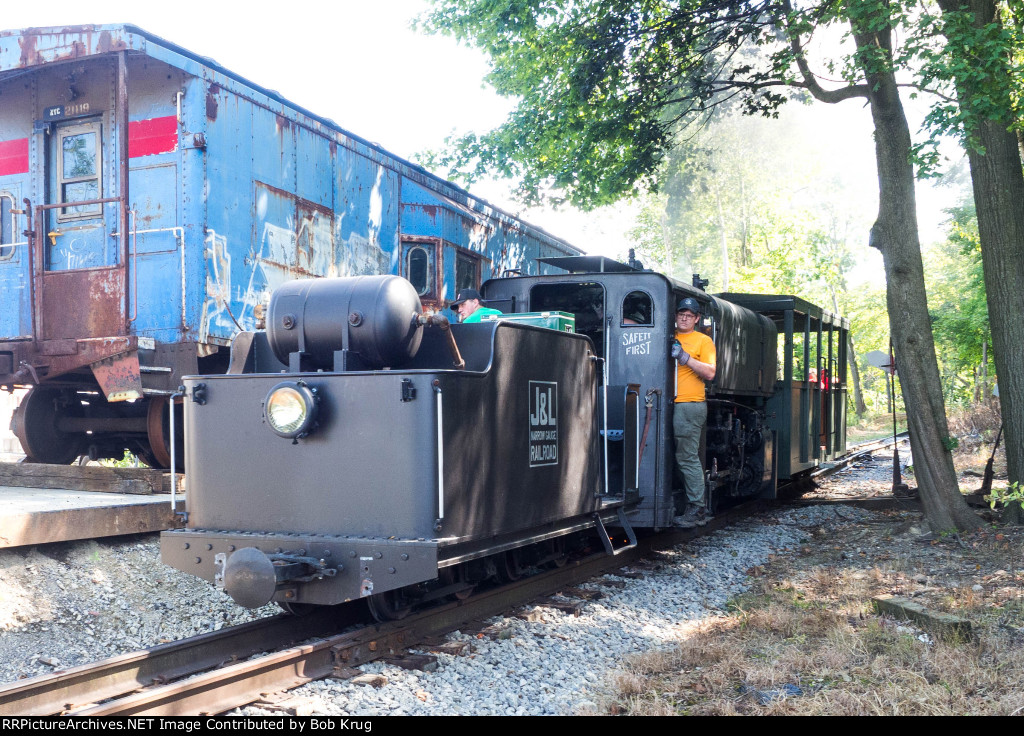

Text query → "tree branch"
[781,0,870,103]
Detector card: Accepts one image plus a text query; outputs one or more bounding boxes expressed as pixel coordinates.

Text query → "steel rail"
[0,607,354,716]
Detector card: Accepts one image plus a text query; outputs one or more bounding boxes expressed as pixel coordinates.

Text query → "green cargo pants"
[673,400,707,505]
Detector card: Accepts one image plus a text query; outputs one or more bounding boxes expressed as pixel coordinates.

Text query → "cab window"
[621,291,653,326]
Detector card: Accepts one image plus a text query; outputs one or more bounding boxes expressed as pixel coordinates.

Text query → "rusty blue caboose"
[0,25,579,465]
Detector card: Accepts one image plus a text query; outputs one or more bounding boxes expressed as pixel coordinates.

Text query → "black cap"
[451,288,482,307]
[676,297,701,314]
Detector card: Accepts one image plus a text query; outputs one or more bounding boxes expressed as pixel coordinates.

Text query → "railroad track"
[0,607,356,716]
[0,500,762,716]
[0,439,900,716]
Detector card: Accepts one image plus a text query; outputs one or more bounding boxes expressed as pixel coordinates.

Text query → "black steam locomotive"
[161,257,848,620]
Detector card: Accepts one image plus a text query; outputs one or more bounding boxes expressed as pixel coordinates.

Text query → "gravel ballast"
[0,501,877,714]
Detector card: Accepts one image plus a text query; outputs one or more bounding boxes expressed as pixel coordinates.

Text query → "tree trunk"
[848,337,868,416]
[965,121,1024,485]
[740,177,749,267]
[715,188,730,290]
[850,26,981,532]
[937,0,1024,492]
[981,340,988,403]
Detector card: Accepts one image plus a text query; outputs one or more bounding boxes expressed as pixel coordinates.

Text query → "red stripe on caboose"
[0,138,29,176]
[129,116,178,158]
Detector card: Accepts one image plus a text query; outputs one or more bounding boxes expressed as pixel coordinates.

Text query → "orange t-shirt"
[674,329,716,402]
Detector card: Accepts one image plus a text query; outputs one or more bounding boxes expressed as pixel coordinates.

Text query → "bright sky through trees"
[2,0,962,269]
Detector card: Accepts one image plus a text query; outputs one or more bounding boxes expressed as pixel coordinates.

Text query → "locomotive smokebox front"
[267,275,424,370]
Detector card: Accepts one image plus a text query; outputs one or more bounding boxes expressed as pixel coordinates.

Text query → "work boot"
[673,503,707,528]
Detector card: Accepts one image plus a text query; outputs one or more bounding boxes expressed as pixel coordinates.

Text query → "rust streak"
[18,34,38,68]
[206,84,220,121]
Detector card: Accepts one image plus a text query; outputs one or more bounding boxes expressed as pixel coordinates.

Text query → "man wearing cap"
[672,297,717,527]
[451,288,502,323]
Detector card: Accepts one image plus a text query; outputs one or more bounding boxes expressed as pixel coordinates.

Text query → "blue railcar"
[0,25,579,465]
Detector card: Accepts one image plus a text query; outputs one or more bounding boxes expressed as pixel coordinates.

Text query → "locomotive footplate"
[160,529,439,608]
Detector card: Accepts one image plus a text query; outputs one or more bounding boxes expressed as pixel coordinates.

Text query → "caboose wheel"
[145,396,184,469]
[366,589,413,622]
[12,387,84,464]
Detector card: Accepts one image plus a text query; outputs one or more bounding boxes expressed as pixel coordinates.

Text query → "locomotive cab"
[482,256,782,527]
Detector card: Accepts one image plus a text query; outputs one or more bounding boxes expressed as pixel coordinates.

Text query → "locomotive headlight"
[264,381,318,439]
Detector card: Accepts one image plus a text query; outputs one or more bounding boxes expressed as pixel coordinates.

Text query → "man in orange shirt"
[671,297,717,527]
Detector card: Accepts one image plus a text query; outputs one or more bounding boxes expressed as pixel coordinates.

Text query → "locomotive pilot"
[451,288,503,323]
[671,297,717,527]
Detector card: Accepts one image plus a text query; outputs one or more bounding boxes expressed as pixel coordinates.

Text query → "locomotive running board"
[594,507,638,556]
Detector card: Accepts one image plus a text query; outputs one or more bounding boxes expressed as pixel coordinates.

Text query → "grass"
[846,413,907,445]
[604,544,1024,715]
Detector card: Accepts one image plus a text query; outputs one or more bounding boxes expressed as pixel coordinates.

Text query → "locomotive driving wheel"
[495,549,526,583]
[12,386,84,464]
[366,589,413,622]
[440,565,475,601]
[278,601,318,617]
[544,538,568,568]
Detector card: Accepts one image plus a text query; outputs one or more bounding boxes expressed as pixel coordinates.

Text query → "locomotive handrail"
[169,386,187,522]
[433,381,445,531]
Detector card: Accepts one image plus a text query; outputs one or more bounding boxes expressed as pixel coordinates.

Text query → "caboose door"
[36,116,126,342]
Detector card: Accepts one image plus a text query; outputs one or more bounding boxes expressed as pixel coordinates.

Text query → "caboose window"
[0,194,13,259]
[405,245,432,296]
[456,251,481,293]
[57,124,103,220]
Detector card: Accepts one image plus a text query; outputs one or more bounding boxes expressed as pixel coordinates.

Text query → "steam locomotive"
[161,257,848,620]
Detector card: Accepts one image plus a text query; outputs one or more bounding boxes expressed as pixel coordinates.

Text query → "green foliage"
[419,0,1024,197]
[100,451,143,468]
[417,0,836,208]
[910,0,1024,154]
[925,201,994,407]
[988,481,1024,509]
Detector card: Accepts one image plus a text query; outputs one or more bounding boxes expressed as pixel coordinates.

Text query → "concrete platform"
[0,486,184,548]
